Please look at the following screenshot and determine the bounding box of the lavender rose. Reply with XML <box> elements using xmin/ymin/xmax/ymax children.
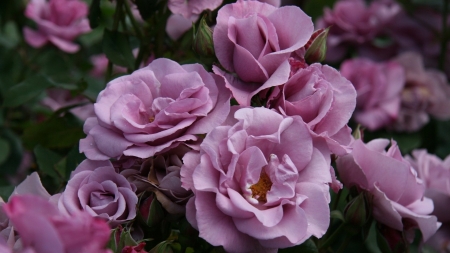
<box><xmin>80</xmin><ymin>58</ymin><xmax>231</xmax><ymax>160</ymax></box>
<box><xmin>316</xmin><ymin>0</ymin><xmax>400</xmax><ymax>62</ymax></box>
<box><xmin>213</xmin><ymin>1</ymin><xmax>313</xmax><ymax>105</ymax></box>
<box><xmin>406</xmin><ymin>150</ymin><xmax>450</xmax><ymax>223</ymax></box>
<box><xmin>2</xmin><ymin>195</ymin><xmax>111</xmax><ymax>253</ymax></box>
<box><xmin>392</xmin><ymin>52</ymin><xmax>450</xmax><ymax>132</ymax></box>
<box><xmin>340</xmin><ymin>58</ymin><xmax>405</xmax><ymax>131</ymax></box>
<box><xmin>54</xmin><ymin>159</ymin><xmax>138</xmax><ymax>227</ymax></box>
<box><xmin>269</xmin><ymin>63</ymin><xmax>356</xmax><ymax>155</ymax></box>
<box><xmin>337</xmin><ymin>139</ymin><xmax>440</xmax><ymax>241</ymax></box>
<box><xmin>181</xmin><ymin>107</ymin><xmax>332</xmax><ymax>252</ymax></box>
<box><xmin>23</xmin><ymin>0</ymin><xmax>90</xmax><ymax>53</ymax></box>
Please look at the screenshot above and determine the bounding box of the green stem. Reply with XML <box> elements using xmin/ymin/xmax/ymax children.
<box><xmin>105</xmin><ymin>0</ymin><xmax>124</xmax><ymax>83</ymax></box>
<box><xmin>439</xmin><ymin>0</ymin><xmax>449</xmax><ymax>71</ymax></box>
<box><xmin>319</xmin><ymin>222</ymin><xmax>347</xmax><ymax>251</ymax></box>
<box><xmin>123</xmin><ymin>0</ymin><xmax>143</xmax><ymax>41</ymax></box>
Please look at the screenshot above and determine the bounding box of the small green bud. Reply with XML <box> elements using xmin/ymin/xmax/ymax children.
<box><xmin>193</xmin><ymin>15</ymin><xmax>215</xmax><ymax>57</ymax></box>
<box><xmin>139</xmin><ymin>193</ymin><xmax>165</xmax><ymax>227</ymax></box>
<box><xmin>344</xmin><ymin>193</ymin><xmax>369</xmax><ymax>227</ymax></box>
<box><xmin>304</xmin><ymin>27</ymin><xmax>330</xmax><ymax>64</ymax></box>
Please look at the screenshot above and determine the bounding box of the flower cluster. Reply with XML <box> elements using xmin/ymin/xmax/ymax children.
<box><xmin>2</xmin><ymin>0</ymin><xmax>449</xmax><ymax>252</ymax></box>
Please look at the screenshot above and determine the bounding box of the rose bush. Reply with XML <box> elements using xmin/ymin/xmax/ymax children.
<box><xmin>213</xmin><ymin>1</ymin><xmax>313</xmax><ymax>105</ymax></box>
<box><xmin>181</xmin><ymin>107</ymin><xmax>332</xmax><ymax>252</ymax></box>
<box><xmin>269</xmin><ymin>63</ymin><xmax>356</xmax><ymax>155</ymax></box>
<box><xmin>337</xmin><ymin>139</ymin><xmax>440</xmax><ymax>241</ymax></box>
<box><xmin>340</xmin><ymin>58</ymin><xmax>405</xmax><ymax>131</ymax></box>
<box><xmin>80</xmin><ymin>58</ymin><xmax>231</xmax><ymax>160</ymax></box>
<box><xmin>53</xmin><ymin>159</ymin><xmax>138</xmax><ymax>227</ymax></box>
<box><xmin>23</xmin><ymin>0</ymin><xmax>91</xmax><ymax>53</ymax></box>
<box><xmin>2</xmin><ymin>195</ymin><xmax>111</xmax><ymax>253</ymax></box>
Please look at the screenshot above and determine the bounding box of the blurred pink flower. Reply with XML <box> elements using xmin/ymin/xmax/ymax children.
<box><xmin>316</xmin><ymin>0</ymin><xmax>400</xmax><ymax>62</ymax></box>
<box><xmin>406</xmin><ymin>150</ymin><xmax>450</xmax><ymax>223</ymax></box>
<box><xmin>41</xmin><ymin>88</ymin><xmax>94</xmax><ymax>121</ymax></box>
<box><xmin>181</xmin><ymin>107</ymin><xmax>332</xmax><ymax>252</ymax></box>
<box><xmin>213</xmin><ymin>1</ymin><xmax>313</xmax><ymax>105</ymax></box>
<box><xmin>90</xmin><ymin>54</ymin><xmax>127</xmax><ymax>78</ymax></box>
<box><xmin>269</xmin><ymin>63</ymin><xmax>356</xmax><ymax>155</ymax></box>
<box><xmin>53</xmin><ymin>159</ymin><xmax>138</xmax><ymax>227</ymax></box>
<box><xmin>337</xmin><ymin>139</ymin><xmax>440</xmax><ymax>241</ymax></box>
<box><xmin>1</xmin><ymin>172</ymin><xmax>51</xmax><ymax>250</ymax></box>
<box><xmin>2</xmin><ymin>195</ymin><xmax>111</xmax><ymax>253</ymax></box>
<box><xmin>23</xmin><ymin>0</ymin><xmax>91</xmax><ymax>53</ymax></box>
<box><xmin>392</xmin><ymin>52</ymin><xmax>450</xmax><ymax>132</ymax></box>
<box><xmin>340</xmin><ymin>58</ymin><xmax>405</xmax><ymax>131</ymax></box>
<box><xmin>165</xmin><ymin>14</ymin><xmax>198</xmax><ymax>41</ymax></box>
<box><xmin>168</xmin><ymin>0</ymin><xmax>223</xmax><ymax>19</ymax></box>
<box><xmin>80</xmin><ymin>58</ymin><xmax>231</xmax><ymax>160</ymax></box>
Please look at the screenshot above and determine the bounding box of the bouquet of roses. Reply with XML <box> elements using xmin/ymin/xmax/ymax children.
<box><xmin>0</xmin><ymin>0</ymin><xmax>450</xmax><ymax>252</ymax></box>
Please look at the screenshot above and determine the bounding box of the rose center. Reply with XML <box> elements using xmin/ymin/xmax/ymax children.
<box><xmin>249</xmin><ymin>171</ymin><xmax>272</xmax><ymax>203</ymax></box>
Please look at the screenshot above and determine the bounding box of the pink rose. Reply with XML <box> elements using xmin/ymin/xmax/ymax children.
<box><xmin>2</xmin><ymin>195</ymin><xmax>111</xmax><ymax>253</ymax></box>
<box><xmin>41</xmin><ymin>88</ymin><xmax>95</xmax><ymax>121</ymax></box>
<box><xmin>406</xmin><ymin>150</ymin><xmax>450</xmax><ymax>222</ymax></box>
<box><xmin>392</xmin><ymin>52</ymin><xmax>450</xmax><ymax>132</ymax></box>
<box><xmin>168</xmin><ymin>0</ymin><xmax>223</xmax><ymax>19</ymax></box>
<box><xmin>316</xmin><ymin>0</ymin><xmax>400</xmax><ymax>62</ymax></box>
<box><xmin>181</xmin><ymin>107</ymin><xmax>332</xmax><ymax>252</ymax></box>
<box><xmin>269</xmin><ymin>63</ymin><xmax>356</xmax><ymax>155</ymax></box>
<box><xmin>23</xmin><ymin>0</ymin><xmax>91</xmax><ymax>53</ymax></box>
<box><xmin>213</xmin><ymin>1</ymin><xmax>313</xmax><ymax>105</ymax></box>
<box><xmin>53</xmin><ymin>159</ymin><xmax>138</xmax><ymax>227</ymax></box>
<box><xmin>165</xmin><ymin>14</ymin><xmax>199</xmax><ymax>41</ymax></box>
<box><xmin>425</xmin><ymin>224</ymin><xmax>450</xmax><ymax>253</ymax></box>
<box><xmin>336</xmin><ymin>139</ymin><xmax>440</xmax><ymax>241</ymax></box>
<box><xmin>340</xmin><ymin>58</ymin><xmax>405</xmax><ymax>131</ymax></box>
<box><xmin>80</xmin><ymin>58</ymin><xmax>231</xmax><ymax>160</ymax></box>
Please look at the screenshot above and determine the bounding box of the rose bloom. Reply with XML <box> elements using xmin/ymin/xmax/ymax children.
<box><xmin>213</xmin><ymin>1</ymin><xmax>313</xmax><ymax>105</ymax></box>
<box><xmin>53</xmin><ymin>159</ymin><xmax>138</xmax><ymax>227</ymax></box>
<box><xmin>181</xmin><ymin>107</ymin><xmax>332</xmax><ymax>252</ymax></box>
<box><xmin>80</xmin><ymin>58</ymin><xmax>231</xmax><ymax>160</ymax></box>
<box><xmin>1</xmin><ymin>172</ymin><xmax>52</xmax><ymax>250</ymax></box>
<box><xmin>23</xmin><ymin>0</ymin><xmax>90</xmax><ymax>53</ymax></box>
<box><xmin>168</xmin><ymin>0</ymin><xmax>223</xmax><ymax>19</ymax></box>
<box><xmin>340</xmin><ymin>58</ymin><xmax>405</xmax><ymax>131</ymax></box>
<box><xmin>1</xmin><ymin>195</ymin><xmax>111</xmax><ymax>253</ymax></box>
<box><xmin>392</xmin><ymin>52</ymin><xmax>450</xmax><ymax>132</ymax></box>
<box><xmin>406</xmin><ymin>150</ymin><xmax>450</xmax><ymax>223</ymax></box>
<box><xmin>269</xmin><ymin>63</ymin><xmax>356</xmax><ymax>155</ymax></box>
<box><xmin>337</xmin><ymin>139</ymin><xmax>440</xmax><ymax>241</ymax></box>
<box><xmin>316</xmin><ymin>0</ymin><xmax>400</xmax><ymax>62</ymax></box>
<box><xmin>119</xmin><ymin>146</ymin><xmax>193</xmax><ymax>214</ymax></box>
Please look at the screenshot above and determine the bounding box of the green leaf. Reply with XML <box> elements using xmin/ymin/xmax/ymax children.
<box><xmin>0</xmin><ymin>185</ymin><xmax>14</xmax><ymax>200</ymax></box>
<box><xmin>279</xmin><ymin>239</ymin><xmax>318</xmax><ymax>253</ymax></box>
<box><xmin>102</xmin><ymin>29</ymin><xmax>135</xmax><ymax>69</ymax></box>
<box><xmin>3</xmin><ymin>74</ymin><xmax>54</xmax><ymax>107</ymax></box>
<box><xmin>22</xmin><ymin>113</ymin><xmax>84</xmax><ymax>149</ymax></box>
<box><xmin>34</xmin><ymin>145</ymin><xmax>63</xmax><ymax>180</ymax></box>
<box><xmin>88</xmin><ymin>0</ymin><xmax>102</xmax><ymax>29</ymax></box>
<box><xmin>0</xmin><ymin>129</ymin><xmax>23</xmax><ymax>176</ymax></box>
<box><xmin>0</xmin><ymin>137</ymin><xmax>11</xmax><ymax>165</ymax></box>
<box><xmin>65</xmin><ymin>144</ymin><xmax>85</xmax><ymax>180</ymax></box>
<box><xmin>0</xmin><ymin>21</ymin><xmax>20</xmax><ymax>49</ymax></box>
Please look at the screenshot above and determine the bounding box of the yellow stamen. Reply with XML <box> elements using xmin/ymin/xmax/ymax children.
<box><xmin>249</xmin><ymin>171</ymin><xmax>272</xmax><ymax>203</ymax></box>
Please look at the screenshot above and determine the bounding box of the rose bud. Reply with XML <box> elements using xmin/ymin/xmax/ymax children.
<box><xmin>304</xmin><ymin>28</ymin><xmax>330</xmax><ymax>64</ymax></box>
<box><xmin>139</xmin><ymin>194</ymin><xmax>165</xmax><ymax>227</ymax></box>
<box><xmin>344</xmin><ymin>192</ymin><xmax>371</xmax><ymax>227</ymax></box>
<box><xmin>193</xmin><ymin>15</ymin><xmax>214</xmax><ymax>58</ymax></box>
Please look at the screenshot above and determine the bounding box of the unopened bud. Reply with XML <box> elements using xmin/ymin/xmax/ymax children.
<box><xmin>193</xmin><ymin>15</ymin><xmax>215</xmax><ymax>57</ymax></box>
<box><xmin>304</xmin><ymin>27</ymin><xmax>330</xmax><ymax>64</ymax></box>
<box><xmin>344</xmin><ymin>193</ymin><xmax>369</xmax><ymax>227</ymax></box>
<box><xmin>352</xmin><ymin>124</ymin><xmax>364</xmax><ymax>140</ymax></box>
<box><xmin>139</xmin><ymin>193</ymin><xmax>165</xmax><ymax>227</ymax></box>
